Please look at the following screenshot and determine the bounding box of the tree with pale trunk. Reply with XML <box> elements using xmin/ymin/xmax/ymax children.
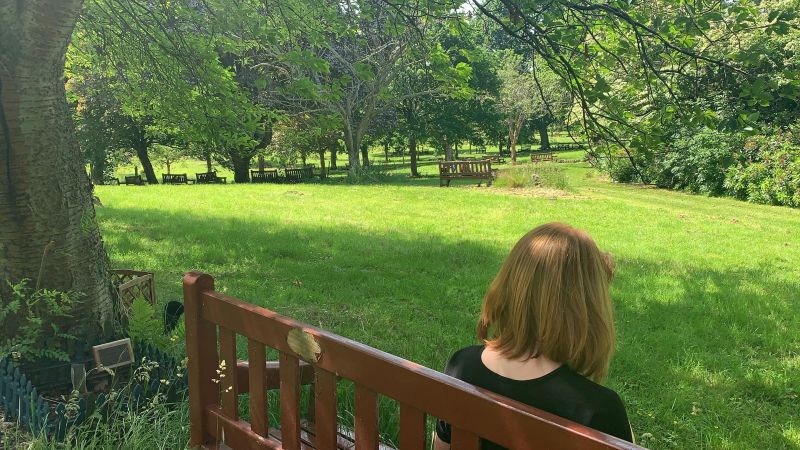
<box><xmin>0</xmin><ymin>0</ymin><xmax>119</xmax><ymax>352</ymax></box>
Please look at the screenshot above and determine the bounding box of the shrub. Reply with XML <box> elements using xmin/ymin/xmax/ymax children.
<box><xmin>128</xmin><ymin>298</ymin><xmax>184</xmax><ymax>355</ymax></box>
<box><xmin>494</xmin><ymin>164</ymin><xmax>569</xmax><ymax>190</ymax></box>
<box><xmin>655</xmin><ymin>128</ymin><xmax>742</xmax><ymax>195</ymax></box>
<box><xmin>724</xmin><ymin>133</ymin><xmax>800</xmax><ymax>207</ymax></box>
<box><xmin>0</xmin><ymin>279</ymin><xmax>80</xmax><ymax>362</ymax></box>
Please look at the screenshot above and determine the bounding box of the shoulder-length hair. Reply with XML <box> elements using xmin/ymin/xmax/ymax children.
<box><xmin>477</xmin><ymin>222</ymin><xmax>616</xmax><ymax>382</ymax></box>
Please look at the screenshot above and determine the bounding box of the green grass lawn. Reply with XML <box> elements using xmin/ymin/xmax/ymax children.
<box><xmin>95</xmin><ymin>161</ymin><xmax>800</xmax><ymax>449</ymax></box>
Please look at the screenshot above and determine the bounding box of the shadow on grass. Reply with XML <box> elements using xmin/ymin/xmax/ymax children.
<box><xmin>97</xmin><ymin>205</ymin><xmax>799</xmax><ymax>449</ymax></box>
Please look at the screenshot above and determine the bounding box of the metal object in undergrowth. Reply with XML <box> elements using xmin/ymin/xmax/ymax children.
<box><xmin>0</xmin><ymin>342</ymin><xmax>186</xmax><ymax>440</ymax></box>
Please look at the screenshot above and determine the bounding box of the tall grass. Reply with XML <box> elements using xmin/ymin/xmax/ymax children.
<box><xmin>494</xmin><ymin>163</ymin><xmax>569</xmax><ymax>190</ymax></box>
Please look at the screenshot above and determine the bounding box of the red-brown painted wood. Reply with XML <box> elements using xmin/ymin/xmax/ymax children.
<box><xmin>399</xmin><ymin>403</ymin><xmax>426</xmax><ymax>450</ymax></box>
<box><xmin>248</xmin><ymin>338</ymin><xmax>268</xmax><ymax>437</ymax></box>
<box><xmin>280</xmin><ymin>351</ymin><xmax>302</xmax><ymax>450</ymax></box>
<box><xmin>186</xmin><ymin>274</ymin><xmax>644</xmax><ymax>450</ymax></box>
<box><xmin>184</xmin><ymin>272</ymin><xmax>219</xmax><ymax>447</ymax></box>
<box><xmin>236</xmin><ymin>360</ymin><xmax>315</xmax><ymax>392</ymax></box>
<box><xmin>314</xmin><ymin>368</ymin><xmax>338</xmax><ymax>450</ymax></box>
<box><xmin>355</xmin><ymin>385</ymin><xmax>379</xmax><ymax>450</ymax></box>
<box><xmin>451</xmin><ymin>427</ymin><xmax>481</xmax><ymax>450</ymax></box>
<box><xmin>218</xmin><ymin>326</ymin><xmax>239</xmax><ymax>420</ymax></box>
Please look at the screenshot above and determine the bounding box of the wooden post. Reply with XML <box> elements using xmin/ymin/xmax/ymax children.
<box><xmin>184</xmin><ymin>272</ymin><xmax>219</xmax><ymax>448</ymax></box>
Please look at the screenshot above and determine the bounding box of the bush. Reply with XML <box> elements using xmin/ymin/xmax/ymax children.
<box><xmin>494</xmin><ymin>164</ymin><xmax>569</xmax><ymax>190</ymax></box>
<box><xmin>655</xmin><ymin>128</ymin><xmax>742</xmax><ymax>195</ymax></box>
<box><xmin>724</xmin><ymin>133</ymin><xmax>800</xmax><ymax>207</ymax></box>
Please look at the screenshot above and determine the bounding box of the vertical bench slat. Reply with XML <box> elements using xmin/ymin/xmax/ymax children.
<box><xmin>451</xmin><ymin>427</ymin><xmax>481</xmax><ymax>450</ymax></box>
<box><xmin>218</xmin><ymin>326</ymin><xmax>239</xmax><ymax>420</ymax></box>
<box><xmin>399</xmin><ymin>403</ymin><xmax>425</xmax><ymax>450</ymax></box>
<box><xmin>355</xmin><ymin>385</ymin><xmax>379</xmax><ymax>450</ymax></box>
<box><xmin>280</xmin><ymin>351</ymin><xmax>301</xmax><ymax>450</ymax></box>
<box><xmin>314</xmin><ymin>368</ymin><xmax>338</xmax><ymax>450</ymax></box>
<box><xmin>247</xmin><ymin>338</ymin><xmax>268</xmax><ymax>437</ymax></box>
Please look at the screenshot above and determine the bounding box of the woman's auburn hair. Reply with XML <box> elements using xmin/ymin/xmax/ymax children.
<box><xmin>477</xmin><ymin>222</ymin><xmax>616</xmax><ymax>382</ymax></box>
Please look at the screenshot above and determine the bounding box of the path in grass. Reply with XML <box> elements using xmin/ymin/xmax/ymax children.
<box><xmin>95</xmin><ymin>163</ymin><xmax>800</xmax><ymax>449</ymax></box>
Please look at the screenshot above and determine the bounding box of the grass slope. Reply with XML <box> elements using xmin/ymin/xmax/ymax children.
<box><xmin>95</xmin><ymin>162</ymin><xmax>800</xmax><ymax>449</ymax></box>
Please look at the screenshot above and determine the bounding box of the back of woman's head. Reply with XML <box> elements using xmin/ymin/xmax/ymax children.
<box><xmin>478</xmin><ymin>222</ymin><xmax>616</xmax><ymax>382</ymax></box>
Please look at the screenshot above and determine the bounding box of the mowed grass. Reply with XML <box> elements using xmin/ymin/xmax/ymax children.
<box><xmin>95</xmin><ymin>161</ymin><xmax>800</xmax><ymax>449</ymax></box>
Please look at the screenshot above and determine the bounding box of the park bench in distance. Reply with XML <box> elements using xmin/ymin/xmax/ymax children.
<box><xmin>184</xmin><ymin>272</ymin><xmax>642</xmax><ymax>450</ymax></box>
<box><xmin>195</xmin><ymin>171</ymin><xmax>227</xmax><ymax>184</ymax></box>
<box><xmin>439</xmin><ymin>160</ymin><xmax>494</xmax><ymax>187</ymax></box>
<box><xmin>251</xmin><ymin>169</ymin><xmax>279</xmax><ymax>183</ymax></box>
<box><xmin>124</xmin><ymin>175</ymin><xmax>144</xmax><ymax>185</ymax></box>
<box><xmin>284</xmin><ymin>166</ymin><xmax>314</xmax><ymax>182</ymax></box>
<box><xmin>162</xmin><ymin>173</ymin><xmax>193</xmax><ymax>184</ymax></box>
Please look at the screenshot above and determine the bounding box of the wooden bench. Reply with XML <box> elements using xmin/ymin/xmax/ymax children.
<box><xmin>124</xmin><ymin>175</ymin><xmax>144</xmax><ymax>186</ymax></box>
<box><xmin>162</xmin><ymin>173</ymin><xmax>193</xmax><ymax>184</ymax></box>
<box><xmin>552</xmin><ymin>142</ymin><xmax>586</xmax><ymax>151</ymax></box>
<box><xmin>284</xmin><ymin>168</ymin><xmax>308</xmax><ymax>183</ymax></box>
<box><xmin>439</xmin><ymin>160</ymin><xmax>494</xmax><ymax>187</ymax></box>
<box><xmin>531</xmin><ymin>152</ymin><xmax>556</xmax><ymax>163</ymax></box>
<box><xmin>251</xmin><ymin>169</ymin><xmax>280</xmax><ymax>183</ymax></box>
<box><xmin>484</xmin><ymin>155</ymin><xmax>506</xmax><ymax>164</ymax></box>
<box><xmin>196</xmin><ymin>171</ymin><xmax>227</xmax><ymax>184</ymax></box>
<box><xmin>184</xmin><ymin>272</ymin><xmax>641</xmax><ymax>450</ymax></box>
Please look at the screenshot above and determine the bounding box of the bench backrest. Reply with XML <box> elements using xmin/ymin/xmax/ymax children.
<box><xmin>196</xmin><ymin>172</ymin><xmax>217</xmax><ymax>183</ymax></box>
<box><xmin>162</xmin><ymin>173</ymin><xmax>188</xmax><ymax>183</ymax></box>
<box><xmin>285</xmin><ymin>168</ymin><xmax>304</xmax><ymax>179</ymax></box>
<box><xmin>251</xmin><ymin>169</ymin><xmax>279</xmax><ymax>182</ymax></box>
<box><xmin>124</xmin><ymin>175</ymin><xmax>143</xmax><ymax>185</ymax></box>
<box><xmin>184</xmin><ymin>272</ymin><xmax>641</xmax><ymax>450</ymax></box>
<box><xmin>439</xmin><ymin>160</ymin><xmax>492</xmax><ymax>176</ymax></box>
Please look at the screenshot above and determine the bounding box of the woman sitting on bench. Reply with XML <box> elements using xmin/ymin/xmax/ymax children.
<box><xmin>435</xmin><ymin>222</ymin><xmax>633</xmax><ymax>449</ymax></box>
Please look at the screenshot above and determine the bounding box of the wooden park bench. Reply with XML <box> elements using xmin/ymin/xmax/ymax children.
<box><xmin>284</xmin><ymin>167</ymin><xmax>312</xmax><ymax>183</ymax></box>
<box><xmin>124</xmin><ymin>175</ymin><xmax>144</xmax><ymax>186</ymax></box>
<box><xmin>439</xmin><ymin>160</ymin><xmax>494</xmax><ymax>187</ymax></box>
<box><xmin>531</xmin><ymin>152</ymin><xmax>556</xmax><ymax>163</ymax></box>
<box><xmin>251</xmin><ymin>169</ymin><xmax>280</xmax><ymax>183</ymax></box>
<box><xmin>484</xmin><ymin>154</ymin><xmax>506</xmax><ymax>164</ymax></box>
<box><xmin>184</xmin><ymin>272</ymin><xmax>642</xmax><ymax>450</ymax></box>
<box><xmin>162</xmin><ymin>173</ymin><xmax>194</xmax><ymax>184</ymax></box>
<box><xmin>196</xmin><ymin>171</ymin><xmax>228</xmax><ymax>184</ymax></box>
<box><xmin>552</xmin><ymin>142</ymin><xmax>586</xmax><ymax>151</ymax></box>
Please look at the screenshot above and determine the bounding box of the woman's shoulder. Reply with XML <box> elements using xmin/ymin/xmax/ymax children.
<box><xmin>443</xmin><ymin>345</ymin><xmax>485</xmax><ymax>378</ymax></box>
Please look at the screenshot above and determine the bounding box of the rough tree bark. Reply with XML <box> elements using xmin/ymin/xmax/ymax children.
<box><xmin>231</xmin><ymin>152</ymin><xmax>253</xmax><ymax>183</ymax></box>
<box><xmin>330</xmin><ymin>144</ymin><xmax>337</xmax><ymax>169</ymax></box>
<box><xmin>318</xmin><ymin>149</ymin><xmax>326</xmax><ymax>179</ymax></box>
<box><xmin>443</xmin><ymin>138</ymin><xmax>454</xmax><ymax>161</ymax></box>
<box><xmin>0</xmin><ymin>0</ymin><xmax>117</xmax><ymax>347</ymax></box>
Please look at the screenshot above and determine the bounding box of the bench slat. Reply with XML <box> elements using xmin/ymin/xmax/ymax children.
<box><xmin>219</xmin><ymin>327</ymin><xmax>239</xmax><ymax>421</ymax></box>
<box><xmin>280</xmin><ymin>351</ymin><xmax>302</xmax><ymax>450</ymax></box>
<box><xmin>205</xmin><ymin>406</ymin><xmax>283</xmax><ymax>450</ymax></box>
<box><xmin>452</xmin><ymin>427</ymin><xmax>480</xmax><ymax>450</ymax></box>
<box><xmin>399</xmin><ymin>403</ymin><xmax>425</xmax><ymax>450</ymax></box>
<box><xmin>248</xmin><ymin>339</ymin><xmax>268</xmax><ymax>437</ymax></box>
<box><xmin>354</xmin><ymin>385</ymin><xmax>379</xmax><ymax>450</ymax></box>
<box><xmin>314</xmin><ymin>368</ymin><xmax>338</xmax><ymax>450</ymax></box>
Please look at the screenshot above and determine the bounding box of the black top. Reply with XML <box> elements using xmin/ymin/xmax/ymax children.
<box><xmin>435</xmin><ymin>346</ymin><xmax>632</xmax><ymax>448</ymax></box>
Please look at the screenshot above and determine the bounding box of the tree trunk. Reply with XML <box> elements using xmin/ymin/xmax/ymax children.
<box><xmin>383</xmin><ymin>142</ymin><xmax>389</xmax><ymax>162</ymax></box>
<box><xmin>205</xmin><ymin>152</ymin><xmax>213</xmax><ymax>172</ymax></box>
<box><xmin>360</xmin><ymin>142</ymin><xmax>370</xmax><ymax>167</ymax></box>
<box><xmin>318</xmin><ymin>149</ymin><xmax>326</xmax><ymax>179</ymax></box>
<box><xmin>343</xmin><ymin>125</ymin><xmax>361</xmax><ymax>170</ymax></box>
<box><xmin>134</xmin><ymin>142</ymin><xmax>158</xmax><ymax>184</ymax></box>
<box><xmin>409</xmin><ymin>135</ymin><xmax>419</xmax><ymax>177</ymax></box>
<box><xmin>443</xmin><ymin>138</ymin><xmax>454</xmax><ymax>161</ymax></box>
<box><xmin>257</xmin><ymin>154</ymin><xmax>265</xmax><ymax>171</ymax></box>
<box><xmin>330</xmin><ymin>144</ymin><xmax>337</xmax><ymax>169</ymax></box>
<box><xmin>538</xmin><ymin>122</ymin><xmax>551</xmax><ymax>151</ymax></box>
<box><xmin>166</xmin><ymin>161</ymin><xmax>171</xmax><ymax>174</ymax></box>
<box><xmin>231</xmin><ymin>153</ymin><xmax>251</xmax><ymax>183</ymax></box>
<box><xmin>0</xmin><ymin>0</ymin><xmax>117</xmax><ymax>350</ymax></box>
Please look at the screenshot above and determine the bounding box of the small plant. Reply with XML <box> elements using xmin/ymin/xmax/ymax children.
<box><xmin>0</xmin><ymin>279</ymin><xmax>80</xmax><ymax>362</ymax></box>
<box><xmin>128</xmin><ymin>298</ymin><xmax>184</xmax><ymax>354</ymax></box>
